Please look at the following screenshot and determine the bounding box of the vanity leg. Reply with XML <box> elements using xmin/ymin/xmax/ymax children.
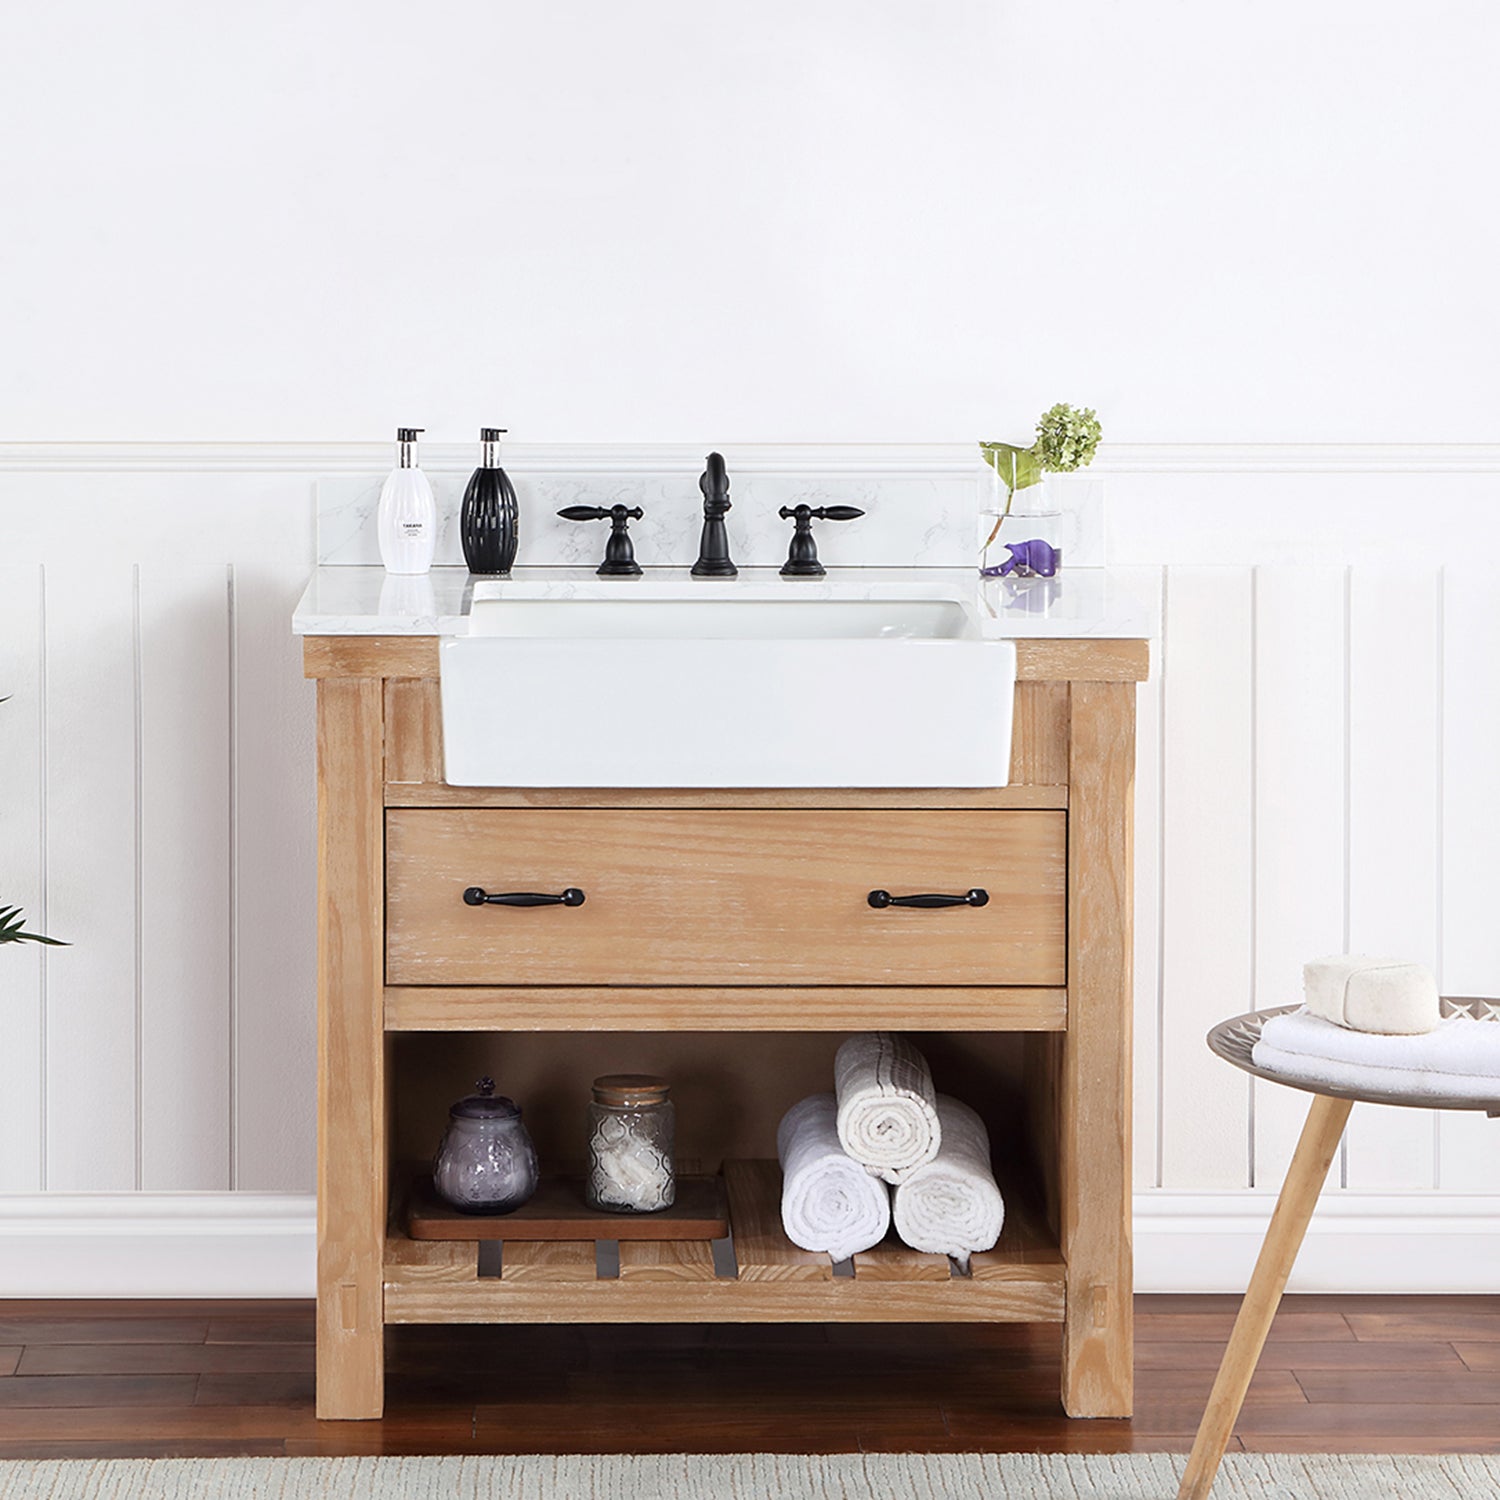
<box><xmin>1061</xmin><ymin>679</ymin><xmax>1135</xmax><ymax>1418</ymax></box>
<box><xmin>315</xmin><ymin>678</ymin><xmax>387</xmax><ymax>1420</ymax></box>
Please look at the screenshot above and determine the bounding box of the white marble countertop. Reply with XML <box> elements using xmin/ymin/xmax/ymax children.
<box><xmin>294</xmin><ymin>566</ymin><xmax>1154</xmax><ymax>639</ymax></box>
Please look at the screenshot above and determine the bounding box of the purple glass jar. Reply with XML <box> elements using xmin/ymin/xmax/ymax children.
<box><xmin>432</xmin><ymin>1077</ymin><xmax>539</xmax><ymax>1215</ymax></box>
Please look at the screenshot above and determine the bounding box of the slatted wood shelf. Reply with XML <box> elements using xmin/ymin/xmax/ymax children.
<box><xmin>383</xmin><ymin>1160</ymin><xmax>1065</xmax><ymax>1325</ymax></box>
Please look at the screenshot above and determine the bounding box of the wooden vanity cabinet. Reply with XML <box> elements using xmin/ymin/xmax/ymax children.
<box><xmin>304</xmin><ymin>635</ymin><xmax>1147</xmax><ymax>1424</ymax></box>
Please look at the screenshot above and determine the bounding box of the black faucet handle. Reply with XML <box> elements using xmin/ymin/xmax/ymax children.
<box><xmin>557</xmin><ymin>504</ymin><xmax>644</xmax><ymax>576</ymax></box>
<box><xmin>777</xmin><ymin>504</ymin><xmax>865</xmax><ymax>523</ymax></box>
<box><xmin>777</xmin><ymin>503</ymin><xmax>864</xmax><ymax>578</ymax></box>
<box><xmin>558</xmin><ymin>504</ymin><xmax>643</xmax><ymax>523</ymax></box>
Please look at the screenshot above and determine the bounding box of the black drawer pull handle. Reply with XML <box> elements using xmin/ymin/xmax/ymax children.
<box><xmin>868</xmin><ymin>888</ymin><xmax>989</xmax><ymax>910</ymax></box>
<box><xmin>463</xmin><ymin>887</ymin><xmax>586</xmax><ymax>908</ymax></box>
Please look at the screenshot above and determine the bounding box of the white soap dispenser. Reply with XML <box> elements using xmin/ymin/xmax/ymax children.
<box><xmin>377</xmin><ymin>427</ymin><xmax>437</xmax><ymax>574</ymax></box>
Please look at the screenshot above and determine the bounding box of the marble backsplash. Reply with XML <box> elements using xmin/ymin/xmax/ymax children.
<box><xmin>316</xmin><ymin>455</ymin><xmax>1106</xmax><ymax>571</ymax></box>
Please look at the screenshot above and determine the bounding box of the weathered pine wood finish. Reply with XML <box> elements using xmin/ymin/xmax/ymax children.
<box><xmin>314</xmin><ymin>679</ymin><xmax>387</xmax><ymax>1420</ymax></box>
<box><xmin>386</xmin><ymin>808</ymin><xmax>1067</xmax><ymax>987</ymax></box>
<box><xmin>723</xmin><ymin>1160</ymin><xmax>832</xmax><ymax>1282</ymax></box>
<box><xmin>384</xmin><ymin>985</ymin><xmax>1070</xmax><ymax>1033</ymax></box>
<box><xmin>303</xmin><ymin>634</ymin><xmax>1149</xmax><ymax>686</ymax></box>
<box><xmin>1062</xmin><ymin>680</ymin><xmax>1136</xmax><ymax>1417</ymax></box>
<box><xmin>306</xmin><ymin>633</ymin><xmax>1146</xmax><ymax>1421</ymax></box>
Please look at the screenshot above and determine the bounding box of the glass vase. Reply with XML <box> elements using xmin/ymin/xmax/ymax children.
<box><xmin>980</xmin><ymin>458</ymin><xmax>1063</xmax><ymax>578</ymax></box>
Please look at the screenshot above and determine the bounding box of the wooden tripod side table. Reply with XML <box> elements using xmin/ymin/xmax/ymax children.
<box><xmin>1178</xmin><ymin>1001</ymin><xmax>1500</xmax><ymax>1500</ymax></box>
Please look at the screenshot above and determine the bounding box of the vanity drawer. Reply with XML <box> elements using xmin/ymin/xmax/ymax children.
<box><xmin>385</xmin><ymin>808</ymin><xmax>1066</xmax><ymax>987</ymax></box>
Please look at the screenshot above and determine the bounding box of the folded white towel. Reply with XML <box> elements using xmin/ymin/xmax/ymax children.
<box><xmin>1303</xmin><ymin>954</ymin><xmax>1440</xmax><ymax>1035</ymax></box>
<box><xmin>891</xmin><ymin>1095</ymin><xmax>1004</xmax><ymax>1270</ymax></box>
<box><xmin>1252</xmin><ymin>1008</ymin><xmax>1500</xmax><ymax>1103</ymax></box>
<box><xmin>777</xmin><ymin>1093</ymin><xmax>891</xmax><ymax>1262</ymax></box>
<box><xmin>834</xmin><ymin>1032</ymin><xmax>941</xmax><ymax>1184</ymax></box>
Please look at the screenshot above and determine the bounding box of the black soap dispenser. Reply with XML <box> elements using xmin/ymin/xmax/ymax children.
<box><xmin>460</xmin><ymin>428</ymin><xmax>520</xmax><ymax>575</ymax></box>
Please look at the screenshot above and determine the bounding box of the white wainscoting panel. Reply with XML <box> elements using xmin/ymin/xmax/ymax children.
<box><xmin>0</xmin><ymin>567</ymin><xmax>45</xmax><ymax>1193</ymax></box>
<box><xmin>42</xmin><ymin>567</ymin><xmax>140</xmax><ymax>1191</ymax></box>
<box><xmin>138</xmin><ymin>565</ymin><xmax>232</xmax><ymax>1191</ymax></box>
<box><xmin>228</xmin><ymin>562</ymin><xmax>319</xmax><ymax>1192</ymax></box>
<box><xmin>1158</xmin><ymin>568</ymin><xmax>1255</xmax><ymax>1189</ymax></box>
<box><xmin>1251</xmin><ymin>566</ymin><xmax>1347</xmax><ymax>1189</ymax></box>
<box><xmin>1126</xmin><ymin>566</ymin><xmax>1165</xmax><ymax>1191</ymax></box>
<box><xmin>1437</xmin><ymin>562</ymin><xmax>1500</xmax><ymax>1192</ymax></box>
<box><xmin>2</xmin><ymin>443</ymin><xmax>1500</xmax><ymax>1292</ymax></box>
<box><xmin>1343</xmin><ymin>565</ymin><xmax>1442</xmax><ymax>1191</ymax></box>
<box><xmin>1</xmin><ymin>468</ymin><xmax>319</xmax><ymax>1199</ymax></box>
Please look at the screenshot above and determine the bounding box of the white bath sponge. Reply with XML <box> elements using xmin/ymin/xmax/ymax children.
<box><xmin>1302</xmin><ymin>955</ymin><xmax>1440</xmax><ymax>1035</ymax></box>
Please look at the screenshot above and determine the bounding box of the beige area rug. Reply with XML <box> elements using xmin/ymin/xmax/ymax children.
<box><xmin>0</xmin><ymin>1454</ymin><xmax>1497</xmax><ymax>1498</ymax></box>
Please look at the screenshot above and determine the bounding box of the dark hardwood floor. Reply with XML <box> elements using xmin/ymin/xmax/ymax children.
<box><xmin>0</xmin><ymin>1295</ymin><xmax>1496</xmax><ymax>1458</ymax></box>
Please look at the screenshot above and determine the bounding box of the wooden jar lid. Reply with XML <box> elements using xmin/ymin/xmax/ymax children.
<box><xmin>592</xmin><ymin>1073</ymin><xmax>670</xmax><ymax>1107</ymax></box>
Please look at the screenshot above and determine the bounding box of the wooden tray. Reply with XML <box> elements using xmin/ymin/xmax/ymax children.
<box><xmin>404</xmin><ymin>1173</ymin><xmax>728</xmax><ymax>1241</ymax></box>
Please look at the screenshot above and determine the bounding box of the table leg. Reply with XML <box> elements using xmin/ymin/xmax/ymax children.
<box><xmin>1176</xmin><ymin>1092</ymin><xmax>1353</xmax><ymax>1500</ymax></box>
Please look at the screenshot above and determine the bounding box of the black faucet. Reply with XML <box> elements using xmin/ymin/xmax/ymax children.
<box><xmin>777</xmin><ymin>503</ymin><xmax>865</xmax><ymax>577</ymax></box>
<box><xmin>557</xmin><ymin>503</ymin><xmax>644</xmax><ymax>577</ymax></box>
<box><xmin>691</xmin><ymin>452</ymin><xmax>737</xmax><ymax>577</ymax></box>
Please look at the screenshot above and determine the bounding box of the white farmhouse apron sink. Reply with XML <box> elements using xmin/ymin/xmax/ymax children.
<box><xmin>439</xmin><ymin>593</ymin><xmax>1016</xmax><ymax>788</ymax></box>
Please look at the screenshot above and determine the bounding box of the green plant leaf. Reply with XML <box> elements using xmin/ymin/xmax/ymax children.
<box><xmin>978</xmin><ymin>442</ymin><xmax>1043</xmax><ymax>493</ymax></box>
<box><xmin>0</xmin><ymin>902</ymin><xmax>65</xmax><ymax>947</ymax></box>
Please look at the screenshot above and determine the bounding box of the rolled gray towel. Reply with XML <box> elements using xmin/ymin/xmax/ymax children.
<box><xmin>777</xmin><ymin>1093</ymin><xmax>891</xmax><ymax>1261</ymax></box>
<box><xmin>892</xmin><ymin>1095</ymin><xmax>1004</xmax><ymax>1270</ymax></box>
<box><xmin>834</xmin><ymin>1031</ymin><xmax>941</xmax><ymax>1183</ymax></box>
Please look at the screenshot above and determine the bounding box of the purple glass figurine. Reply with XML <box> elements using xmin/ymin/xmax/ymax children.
<box><xmin>982</xmin><ymin>539</ymin><xmax>1061</xmax><ymax>579</ymax></box>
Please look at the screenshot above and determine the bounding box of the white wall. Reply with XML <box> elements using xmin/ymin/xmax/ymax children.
<box><xmin>2</xmin><ymin>2</ymin><xmax>1499</xmax><ymax>1292</ymax></box>
<box><xmin>2</xmin><ymin>2</ymin><xmax>1497</xmax><ymax>444</ymax></box>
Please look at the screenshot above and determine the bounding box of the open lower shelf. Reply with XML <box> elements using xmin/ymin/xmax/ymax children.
<box><xmin>384</xmin><ymin>1159</ymin><xmax>1065</xmax><ymax>1326</ymax></box>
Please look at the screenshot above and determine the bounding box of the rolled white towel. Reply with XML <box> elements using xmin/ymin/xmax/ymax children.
<box><xmin>834</xmin><ymin>1031</ymin><xmax>941</xmax><ymax>1184</ymax></box>
<box><xmin>1303</xmin><ymin>954</ymin><xmax>1440</xmax><ymax>1035</ymax></box>
<box><xmin>1252</xmin><ymin>1008</ymin><xmax>1500</xmax><ymax>1103</ymax></box>
<box><xmin>892</xmin><ymin>1096</ymin><xmax>1004</xmax><ymax>1270</ymax></box>
<box><xmin>777</xmin><ymin>1093</ymin><xmax>891</xmax><ymax>1262</ymax></box>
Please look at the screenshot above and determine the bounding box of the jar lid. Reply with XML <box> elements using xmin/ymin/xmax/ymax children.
<box><xmin>592</xmin><ymin>1073</ymin><xmax>670</xmax><ymax>1107</ymax></box>
<box><xmin>450</xmin><ymin>1077</ymin><xmax>521</xmax><ymax>1121</ymax></box>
